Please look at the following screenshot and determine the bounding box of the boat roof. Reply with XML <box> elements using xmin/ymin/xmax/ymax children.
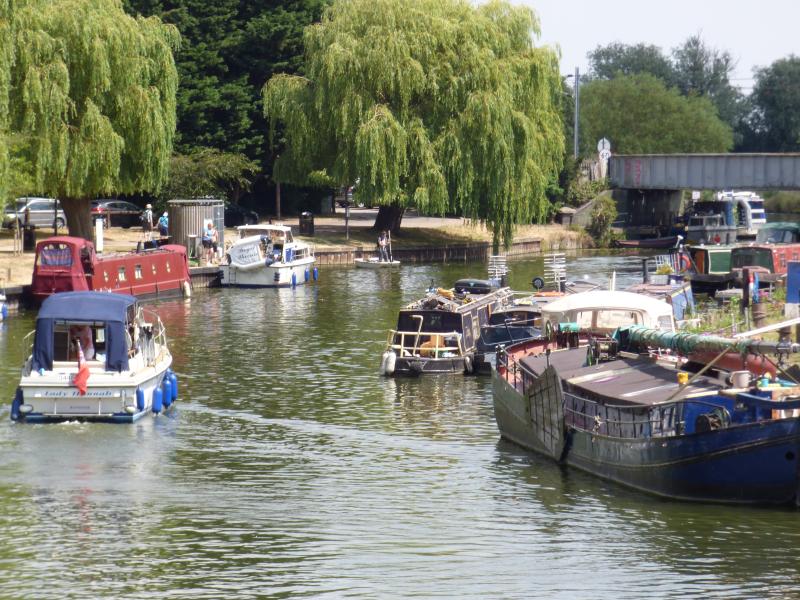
<box><xmin>38</xmin><ymin>291</ymin><xmax>135</xmax><ymax>323</ymax></box>
<box><xmin>541</xmin><ymin>290</ymin><xmax>673</xmax><ymax>319</ymax></box>
<box><xmin>237</xmin><ymin>224</ymin><xmax>291</xmax><ymax>234</ymax></box>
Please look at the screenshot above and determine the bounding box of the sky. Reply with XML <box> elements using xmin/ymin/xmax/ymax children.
<box><xmin>517</xmin><ymin>0</ymin><xmax>800</xmax><ymax>94</ymax></box>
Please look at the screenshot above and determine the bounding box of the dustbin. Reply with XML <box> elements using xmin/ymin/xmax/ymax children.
<box><xmin>23</xmin><ymin>225</ymin><xmax>36</xmax><ymax>252</ymax></box>
<box><xmin>299</xmin><ymin>211</ymin><xmax>314</xmax><ymax>236</ymax></box>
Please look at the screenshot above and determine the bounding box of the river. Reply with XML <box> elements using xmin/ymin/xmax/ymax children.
<box><xmin>0</xmin><ymin>251</ymin><xmax>798</xmax><ymax>599</ymax></box>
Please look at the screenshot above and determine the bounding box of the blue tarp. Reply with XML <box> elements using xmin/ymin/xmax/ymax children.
<box><xmin>33</xmin><ymin>292</ymin><xmax>135</xmax><ymax>373</ymax></box>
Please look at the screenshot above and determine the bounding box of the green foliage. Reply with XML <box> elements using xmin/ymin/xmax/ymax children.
<box><xmin>586</xmin><ymin>36</ymin><xmax>746</xmax><ymax>144</ymax></box>
<box><xmin>160</xmin><ymin>148</ymin><xmax>259</xmax><ymax>203</ymax></box>
<box><xmin>746</xmin><ymin>56</ymin><xmax>800</xmax><ymax>151</ymax></box>
<box><xmin>763</xmin><ymin>191</ymin><xmax>800</xmax><ymax>214</ymax></box>
<box><xmin>124</xmin><ymin>0</ymin><xmax>329</xmax><ymax>163</ymax></box>
<box><xmin>588</xmin><ymin>42</ymin><xmax>676</xmax><ymax>86</ymax></box>
<box><xmin>586</xmin><ymin>194</ymin><xmax>617</xmax><ymax>247</ymax></box>
<box><xmin>579</xmin><ymin>74</ymin><xmax>733</xmax><ymax>154</ymax></box>
<box><xmin>264</xmin><ymin>0</ymin><xmax>564</xmax><ymax>247</ymax></box>
<box><xmin>9</xmin><ymin>0</ymin><xmax>179</xmax><ymax>237</ymax></box>
<box><xmin>566</xmin><ymin>178</ymin><xmax>608</xmax><ymax>207</ymax></box>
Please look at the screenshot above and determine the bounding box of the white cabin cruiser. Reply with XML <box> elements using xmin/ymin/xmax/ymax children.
<box><xmin>221</xmin><ymin>224</ymin><xmax>316</xmax><ymax>287</ymax></box>
<box><xmin>11</xmin><ymin>291</ymin><xmax>177</xmax><ymax>423</ymax></box>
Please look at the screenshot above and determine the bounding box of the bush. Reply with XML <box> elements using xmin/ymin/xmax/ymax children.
<box><xmin>587</xmin><ymin>194</ymin><xmax>617</xmax><ymax>247</ymax></box>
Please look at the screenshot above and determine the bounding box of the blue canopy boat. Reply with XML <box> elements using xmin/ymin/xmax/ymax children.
<box><xmin>11</xmin><ymin>291</ymin><xmax>177</xmax><ymax>423</ymax></box>
<box><xmin>493</xmin><ymin>325</ymin><xmax>800</xmax><ymax>505</ymax></box>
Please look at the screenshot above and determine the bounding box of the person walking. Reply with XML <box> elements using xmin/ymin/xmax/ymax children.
<box><xmin>201</xmin><ymin>221</ymin><xmax>219</xmax><ymax>265</ymax></box>
<box><xmin>157</xmin><ymin>212</ymin><xmax>169</xmax><ymax>237</ymax></box>
<box><xmin>141</xmin><ymin>203</ymin><xmax>154</xmax><ymax>241</ymax></box>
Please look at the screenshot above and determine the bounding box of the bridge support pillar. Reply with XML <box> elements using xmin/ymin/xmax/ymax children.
<box><xmin>614</xmin><ymin>189</ymin><xmax>682</xmax><ymax>237</ymax></box>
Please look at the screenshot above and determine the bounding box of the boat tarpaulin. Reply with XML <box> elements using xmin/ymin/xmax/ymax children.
<box><xmin>32</xmin><ymin>292</ymin><xmax>135</xmax><ymax>373</ymax></box>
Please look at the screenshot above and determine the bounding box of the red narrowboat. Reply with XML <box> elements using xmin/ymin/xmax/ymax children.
<box><xmin>30</xmin><ymin>236</ymin><xmax>191</xmax><ymax>305</ymax></box>
<box><xmin>730</xmin><ymin>243</ymin><xmax>800</xmax><ymax>280</ymax></box>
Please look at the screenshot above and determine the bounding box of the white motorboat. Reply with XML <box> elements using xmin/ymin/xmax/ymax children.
<box><xmin>220</xmin><ymin>224</ymin><xmax>316</xmax><ymax>287</ymax></box>
<box><xmin>11</xmin><ymin>291</ymin><xmax>177</xmax><ymax>423</ymax></box>
<box><xmin>355</xmin><ymin>257</ymin><xmax>400</xmax><ymax>269</ymax></box>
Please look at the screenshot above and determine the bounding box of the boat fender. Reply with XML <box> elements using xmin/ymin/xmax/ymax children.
<box><xmin>313</xmin><ymin>267</ymin><xmax>319</xmax><ymax>281</ymax></box>
<box><xmin>380</xmin><ymin>350</ymin><xmax>396</xmax><ymax>376</ymax></box>
<box><xmin>182</xmin><ymin>280</ymin><xmax>192</xmax><ymax>298</ymax></box>
<box><xmin>291</xmin><ymin>273</ymin><xmax>297</xmax><ymax>288</ymax></box>
<box><xmin>169</xmin><ymin>373</ymin><xmax>178</xmax><ymax>402</ymax></box>
<box><xmin>152</xmin><ymin>387</ymin><xmax>163</xmax><ymax>414</ymax></box>
<box><xmin>463</xmin><ymin>353</ymin><xmax>474</xmax><ymax>374</ymax></box>
<box><xmin>1</xmin><ymin>304</ymin><xmax>7</xmax><ymax>320</ymax></box>
<box><xmin>136</xmin><ymin>387</ymin><xmax>145</xmax><ymax>412</ymax></box>
<box><xmin>163</xmin><ymin>378</ymin><xmax>172</xmax><ymax>408</ymax></box>
<box><xmin>10</xmin><ymin>388</ymin><xmax>23</xmax><ymax>421</ymax></box>
<box><xmin>304</xmin><ymin>268</ymin><xmax>309</xmax><ymax>282</ymax></box>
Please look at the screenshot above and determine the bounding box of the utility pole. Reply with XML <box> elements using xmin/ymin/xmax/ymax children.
<box><xmin>573</xmin><ymin>67</ymin><xmax>580</xmax><ymax>159</ymax></box>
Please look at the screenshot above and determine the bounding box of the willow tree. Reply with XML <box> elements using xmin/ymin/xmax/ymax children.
<box><xmin>10</xmin><ymin>0</ymin><xmax>179</xmax><ymax>239</ymax></box>
<box><xmin>263</xmin><ymin>0</ymin><xmax>563</xmax><ymax>247</ymax></box>
<box><xmin>0</xmin><ymin>0</ymin><xmax>13</xmax><ymax>206</ymax></box>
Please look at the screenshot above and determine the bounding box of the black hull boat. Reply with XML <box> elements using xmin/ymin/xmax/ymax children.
<box><xmin>381</xmin><ymin>279</ymin><xmax>513</xmax><ymax>376</ymax></box>
<box><xmin>492</xmin><ymin>326</ymin><xmax>800</xmax><ymax>505</ymax></box>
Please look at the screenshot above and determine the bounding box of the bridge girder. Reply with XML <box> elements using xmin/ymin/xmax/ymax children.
<box><xmin>609</xmin><ymin>153</ymin><xmax>800</xmax><ymax>190</ymax></box>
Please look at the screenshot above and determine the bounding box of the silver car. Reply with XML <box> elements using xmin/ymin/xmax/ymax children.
<box><xmin>2</xmin><ymin>197</ymin><xmax>66</xmax><ymax>230</ymax></box>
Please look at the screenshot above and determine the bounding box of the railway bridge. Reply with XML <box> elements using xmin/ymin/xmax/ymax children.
<box><xmin>607</xmin><ymin>154</ymin><xmax>800</xmax><ymax>234</ymax></box>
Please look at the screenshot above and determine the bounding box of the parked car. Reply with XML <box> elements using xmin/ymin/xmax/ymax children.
<box><xmin>3</xmin><ymin>197</ymin><xmax>66</xmax><ymax>230</ymax></box>
<box><xmin>224</xmin><ymin>203</ymin><xmax>259</xmax><ymax>227</ymax></box>
<box><xmin>90</xmin><ymin>199</ymin><xmax>142</xmax><ymax>228</ymax></box>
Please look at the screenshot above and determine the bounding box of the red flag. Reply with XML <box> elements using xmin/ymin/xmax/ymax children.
<box><xmin>73</xmin><ymin>343</ymin><xmax>90</xmax><ymax>396</ymax></box>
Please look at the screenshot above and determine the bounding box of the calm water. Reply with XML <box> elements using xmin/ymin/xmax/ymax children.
<box><xmin>1</xmin><ymin>252</ymin><xmax>799</xmax><ymax>599</ymax></box>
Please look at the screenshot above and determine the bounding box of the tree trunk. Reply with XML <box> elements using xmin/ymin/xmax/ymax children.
<box><xmin>275</xmin><ymin>182</ymin><xmax>282</xmax><ymax>219</ymax></box>
<box><xmin>372</xmin><ymin>204</ymin><xmax>405</xmax><ymax>234</ymax></box>
<box><xmin>61</xmin><ymin>197</ymin><xmax>94</xmax><ymax>241</ymax></box>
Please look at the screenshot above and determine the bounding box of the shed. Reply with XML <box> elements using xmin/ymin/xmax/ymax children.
<box><xmin>167</xmin><ymin>198</ymin><xmax>225</xmax><ymax>259</ymax></box>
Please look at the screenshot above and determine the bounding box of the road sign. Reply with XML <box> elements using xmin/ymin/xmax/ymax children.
<box><xmin>599</xmin><ymin>149</ymin><xmax>611</xmax><ymax>161</ymax></box>
<box><xmin>597</xmin><ymin>138</ymin><xmax>611</xmax><ymax>153</ymax></box>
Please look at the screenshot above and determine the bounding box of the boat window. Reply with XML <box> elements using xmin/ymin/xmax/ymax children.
<box><xmin>52</xmin><ymin>322</ymin><xmax>106</xmax><ymax>362</ymax></box>
<box><xmin>595</xmin><ymin>310</ymin><xmax>640</xmax><ymax>329</ymax></box>
<box><xmin>38</xmin><ymin>243</ymin><xmax>73</xmax><ymax>267</ymax></box>
<box><xmin>134</xmin><ymin>264</ymin><xmax>142</xmax><ymax>279</ymax></box>
<box><xmin>118</xmin><ymin>266</ymin><xmax>126</xmax><ymax>281</ymax></box>
<box><xmin>657</xmin><ymin>315</ymin><xmax>674</xmax><ymax>331</ymax></box>
<box><xmin>731</xmin><ymin>249</ymin><xmax>773</xmax><ymax>270</ymax></box>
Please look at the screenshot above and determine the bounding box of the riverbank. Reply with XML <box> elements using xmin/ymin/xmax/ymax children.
<box><xmin>0</xmin><ymin>210</ymin><xmax>589</xmax><ymax>288</ymax></box>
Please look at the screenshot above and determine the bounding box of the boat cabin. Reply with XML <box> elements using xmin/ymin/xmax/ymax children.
<box><xmin>730</xmin><ymin>243</ymin><xmax>800</xmax><ymax>276</ymax></box>
<box><xmin>232</xmin><ymin>224</ymin><xmax>313</xmax><ymax>264</ymax></box>
<box><xmin>386</xmin><ymin>284</ymin><xmax>514</xmax><ymax>374</ymax></box>
<box><xmin>31</xmin><ymin>292</ymin><xmax>136</xmax><ymax>374</ymax></box>
<box><xmin>755</xmin><ymin>222</ymin><xmax>800</xmax><ymax>244</ymax></box>
<box><xmin>30</xmin><ymin>236</ymin><xmax>190</xmax><ymax>304</ymax></box>
<box><xmin>541</xmin><ymin>290</ymin><xmax>676</xmax><ymax>335</ymax></box>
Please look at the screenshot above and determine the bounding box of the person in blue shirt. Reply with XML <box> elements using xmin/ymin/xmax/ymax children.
<box><xmin>158</xmin><ymin>212</ymin><xmax>169</xmax><ymax>237</ymax></box>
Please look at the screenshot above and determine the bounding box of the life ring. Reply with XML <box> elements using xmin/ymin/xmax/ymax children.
<box><xmin>679</xmin><ymin>253</ymin><xmax>691</xmax><ymax>273</ymax></box>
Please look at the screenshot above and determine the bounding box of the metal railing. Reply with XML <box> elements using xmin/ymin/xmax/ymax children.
<box><xmin>386</xmin><ymin>329</ymin><xmax>464</xmax><ymax>358</ymax></box>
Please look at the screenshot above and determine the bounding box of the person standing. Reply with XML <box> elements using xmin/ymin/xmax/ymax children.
<box><xmin>201</xmin><ymin>221</ymin><xmax>219</xmax><ymax>265</ymax></box>
<box><xmin>378</xmin><ymin>230</ymin><xmax>390</xmax><ymax>262</ymax></box>
<box><xmin>158</xmin><ymin>211</ymin><xmax>169</xmax><ymax>237</ymax></box>
<box><xmin>141</xmin><ymin>203</ymin><xmax>154</xmax><ymax>241</ymax></box>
